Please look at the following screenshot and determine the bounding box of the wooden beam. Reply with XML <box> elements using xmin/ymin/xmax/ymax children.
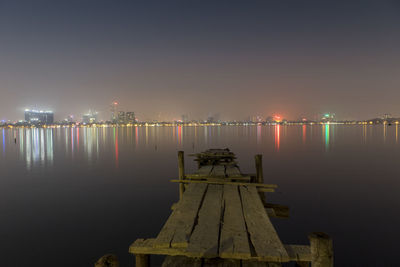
<box><xmin>178</xmin><ymin>151</ymin><xmax>185</xmax><ymax>199</ymax></box>
<box><xmin>170</xmin><ymin>179</ymin><xmax>277</xmax><ymax>189</ymax></box>
<box><xmin>308</xmin><ymin>232</ymin><xmax>333</xmax><ymax>267</ymax></box>
<box><xmin>184</xmin><ymin>175</ymin><xmax>252</xmax><ymax>181</ymax></box>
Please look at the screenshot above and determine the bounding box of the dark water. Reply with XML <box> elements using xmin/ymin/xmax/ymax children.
<box><xmin>1</xmin><ymin>125</ymin><xmax>399</xmax><ymax>266</ymax></box>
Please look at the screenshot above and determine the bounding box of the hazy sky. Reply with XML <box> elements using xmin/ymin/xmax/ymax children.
<box><xmin>1</xmin><ymin>0</ymin><xmax>399</xmax><ymax>121</ymax></box>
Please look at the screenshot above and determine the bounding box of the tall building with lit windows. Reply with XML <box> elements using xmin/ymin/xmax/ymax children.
<box><xmin>118</xmin><ymin>111</ymin><xmax>126</xmax><ymax>124</ymax></box>
<box><xmin>126</xmin><ymin>112</ymin><xmax>135</xmax><ymax>123</ymax></box>
<box><xmin>24</xmin><ymin>110</ymin><xmax>54</xmax><ymax>124</ymax></box>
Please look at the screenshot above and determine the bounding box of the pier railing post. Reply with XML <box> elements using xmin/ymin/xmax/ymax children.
<box><xmin>178</xmin><ymin>151</ymin><xmax>185</xmax><ymax>199</ymax></box>
<box><xmin>309</xmin><ymin>232</ymin><xmax>333</xmax><ymax>267</ymax></box>
<box><xmin>255</xmin><ymin>154</ymin><xmax>266</xmax><ymax>203</ymax></box>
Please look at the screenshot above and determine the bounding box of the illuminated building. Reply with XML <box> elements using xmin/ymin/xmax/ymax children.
<box><xmin>321</xmin><ymin>113</ymin><xmax>335</xmax><ymax>122</ymax></box>
<box><xmin>118</xmin><ymin>111</ymin><xmax>126</xmax><ymax>124</ymax></box>
<box><xmin>126</xmin><ymin>112</ymin><xmax>136</xmax><ymax>123</ymax></box>
<box><xmin>24</xmin><ymin>110</ymin><xmax>54</xmax><ymax>124</ymax></box>
<box><xmin>110</xmin><ymin>102</ymin><xmax>118</xmax><ymax>122</ymax></box>
<box><xmin>82</xmin><ymin>112</ymin><xmax>98</xmax><ymax>124</ymax></box>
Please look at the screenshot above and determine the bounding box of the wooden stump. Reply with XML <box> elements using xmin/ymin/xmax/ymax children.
<box><xmin>135</xmin><ymin>254</ymin><xmax>150</xmax><ymax>267</ymax></box>
<box><xmin>178</xmin><ymin>151</ymin><xmax>185</xmax><ymax>199</ymax></box>
<box><xmin>308</xmin><ymin>232</ymin><xmax>333</xmax><ymax>267</ymax></box>
<box><xmin>94</xmin><ymin>254</ymin><xmax>119</xmax><ymax>267</ymax></box>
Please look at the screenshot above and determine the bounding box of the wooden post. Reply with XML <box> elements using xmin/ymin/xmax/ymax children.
<box><xmin>308</xmin><ymin>232</ymin><xmax>333</xmax><ymax>267</ymax></box>
<box><xmin>135</xmin><ymin>254</ymin><xmax>149</xmax><ymax>267</ymax></box>
<box><xmin>255</xmin><ymin>154</ymin><xmax>266</xmax><ymax>204</ymax></box>
<box><xmin>178</xmin><ymin>151</ymin><xmax>185</xmax><ymax>199</ymax></box>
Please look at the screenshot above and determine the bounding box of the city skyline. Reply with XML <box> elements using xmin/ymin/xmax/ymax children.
<box><xmin>1</xmin><ymin>1</ymin><xmax>400</xmax><ymax>121</ymax></box>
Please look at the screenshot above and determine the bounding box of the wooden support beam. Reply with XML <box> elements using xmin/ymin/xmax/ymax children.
<box><xmin>178</xmin><ymin>151</ymin><xmax>185</xmax><ymax>199</ymax></box>
<box><xmin>135</xmin><ymin>254</ymin><xmax>150</xmax><ymax>267</ymax></box>
<box><xmin>308</xmin><ymin>232</ymin><xmax>333</xmax><ymax>267</ymax></box>
<box><xmin>170</xmin><ymin>179</ymin><xmax>277</xmax><ymax>190</ymax></box>
<box><xmin>255</xmin><ymin>154</ymin><xmax>266</xmax><ymax>204</ymax></box>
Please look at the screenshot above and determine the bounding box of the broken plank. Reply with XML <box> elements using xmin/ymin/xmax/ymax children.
<box><xmin>187</xmin><ymin>184</ymin><xmax>224</xmax><ymax>258</ymax></box>
<box><xmin>153</xmin><ymin>183</ymin><xmax>208</xmax><ymax>248</ymax></box>
<box><xmin>219</xmin><ymin>184</ymin><xmax>251</xmax><ymax>259</ymax></box>
<box><xmin>239</xmin><ymin>186</ymin><xmax>289</xmax><ymax>262</ymax></box>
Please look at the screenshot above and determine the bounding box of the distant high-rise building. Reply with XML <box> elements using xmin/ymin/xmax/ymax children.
<box><xmin>82</xmin><ymin>111</ymin><xmax>98</xmax><ymax>124</ymax></box>
<box><xmin>126</xmin><ymin>112</ymin><xmax>135</xmax><ymax>123</ymax></box>
<box><xmin>118</xmin><ymin>111</ymin><xmax>126</xmax><ymax>124</ymax></box>
<box><xmin>24</xmin><ymin>110</ymin><xmax>54</xmax><ymax>124</ymax></box>
<box><xmin>110</xmin><ymin>102</ymin><xmax>118</xmax><ymax>122</ymax></box>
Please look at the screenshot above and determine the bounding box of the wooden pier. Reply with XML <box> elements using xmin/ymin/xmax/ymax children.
<box><xmin>98</xmin><ymin>149</ymin><xmax>333</xmax><ymax>266</ymax></box>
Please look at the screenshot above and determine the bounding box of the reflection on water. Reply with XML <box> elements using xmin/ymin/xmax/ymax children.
<box><xmin>274</xmin><ymin>124</ymin><xmax>280</xmax><ymax>151</ymax></box>
<box><xmin>325</xmin><ymin>124</ymin><xmax>330</xmax><ymax>150</ymax></box>
<box><xmin>2</xmin><ymin>124</ymin><xmax>400</xmax><ymax>171</ymax></box>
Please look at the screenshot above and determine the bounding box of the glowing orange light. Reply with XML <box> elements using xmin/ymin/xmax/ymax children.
<box><xmin>273</xmin><ymin>115</ymin><xmax>282</xmax><ymax>123</ymax></box>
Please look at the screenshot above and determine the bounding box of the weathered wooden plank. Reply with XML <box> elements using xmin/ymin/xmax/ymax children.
<box><xmin>220</xmin><ymin>185</ymin><xmax>251</xmax><ymax>259</ymax></box>
<box><xmin>210</xmin><ymin>165</ymin><xmax>226</xmax><ymax>177</ymax></box>
<box><xmin>240</xmin><ymin>186</ymin><xmax>289</xmax><ymax>262</ymax></box>
<box><xmin>153</xmin><ymin>183</ymin><xmax>208</xmax><ymax>248</ymax></box>
<box><xmin>225</xmin><ymin>165</ymin><xmax>242</xmax><ymax>177</ymax></box>
<box><xmin>186</xmin><ymin>185</ymin><xmax>224</xmax><ymax>258</ymax></box>
<box><xmin>162</xmin><ymin>256</ymin><xmax>202</xmax><ymax>267</ymax></box>
<box><xmin>284</xmin><ymin>244</ymin><xmax>311</xmax><ymax>262</ymax></box>
<box><xmin>170</xmin><ymin>179</ymin><xmax>277</xmax><ymax>189</ymax></box>
<box><xmin>197</xmin><ymin>165</ymin><xmax>213</xmax><ymax>176</ymax></box>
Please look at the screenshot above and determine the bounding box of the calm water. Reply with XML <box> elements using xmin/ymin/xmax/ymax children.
<box><xmin>1</xmin><ymin>125</ymin><xmax>400</xmax><ymax>266</ymax></box>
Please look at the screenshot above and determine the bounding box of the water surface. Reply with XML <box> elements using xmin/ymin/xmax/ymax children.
<box><xmin>1</xmin><ymin>125</ymin><xmax>399</xmax><ymax>266</ymax></box>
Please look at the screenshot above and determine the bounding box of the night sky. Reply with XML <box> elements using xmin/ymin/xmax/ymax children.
<box><xmin>1</xmin><ymin>0</ymin><xmax>399</xmax><ymax>121</ymax></box>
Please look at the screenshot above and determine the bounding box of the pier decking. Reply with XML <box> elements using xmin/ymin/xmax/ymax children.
<box><xmin>127</xmin><ymin>149</ymin><xmax>333</xmax><ymax>267</ymax></box>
